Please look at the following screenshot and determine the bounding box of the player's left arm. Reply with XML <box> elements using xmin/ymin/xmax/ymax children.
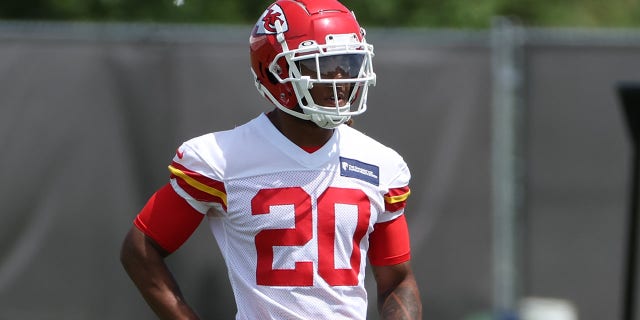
<box><xmin>372</xmin><ymin>261</ymin><xmax>422</xmax><ymax>320</ymax></box>
<box><xmin>369</xmin><ymin>214</ymin><xmax>422</xmax><ymax>319</ymax></box>
<box><xmin>371</xmin><ymin>160</ymin><xmax>421</xmax><ymax>318</ymax></box>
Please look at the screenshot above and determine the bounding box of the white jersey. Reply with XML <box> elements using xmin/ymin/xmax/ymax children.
<box><xmin>168</xmin><ymin>113</ymin><xmax>411</xmax><ymax>320</ymax></box>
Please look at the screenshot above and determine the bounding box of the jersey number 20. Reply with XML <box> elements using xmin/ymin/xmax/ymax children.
<box><xmin>252</xmin><ymin>187</ymin><xmax>371</xmax><ymax>286</ymax></box>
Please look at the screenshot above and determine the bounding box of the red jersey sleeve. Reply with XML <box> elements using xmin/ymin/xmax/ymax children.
<box><xmin>133</xmin><ymin>183</ymin><xmax>204</xmax><ymax>253</ymax></box>
<box><xmin>367</xmin><ymin>214</ymin><xmax>411</xmax><ymax>266</ymax></box>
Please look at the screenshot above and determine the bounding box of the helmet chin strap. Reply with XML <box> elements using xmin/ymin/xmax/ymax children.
<box><xmin>274</xmin><ymin>100</ymin><xmax>350</xmax><ymax>129</ymax></box>
<box><xmin>310</xmin><ymin>113</ymin><xmax>350</xmax><ymax>129</ymax></box>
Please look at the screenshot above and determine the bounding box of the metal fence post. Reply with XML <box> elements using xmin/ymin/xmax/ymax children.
<box><xmin>490</xmin><ymin>16</ymin><xmax>526</xmax><ymax>319</ymax></box>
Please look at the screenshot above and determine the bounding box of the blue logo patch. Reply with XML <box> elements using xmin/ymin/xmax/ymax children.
<box><xmin>339</xmin><ymin>157</ymin><xmax>379</xmax><ymax>186</ymax></box>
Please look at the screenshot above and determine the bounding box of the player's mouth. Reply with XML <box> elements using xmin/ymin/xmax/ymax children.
<box><xmin>320</xmin><ymin>99</ymin><xmax>345</xmax><ymax>107</ymax></box>
<box><xmin>322</xmin><ymin>92</ymin><xmax>346</xmax><ymax>107</ymax></box>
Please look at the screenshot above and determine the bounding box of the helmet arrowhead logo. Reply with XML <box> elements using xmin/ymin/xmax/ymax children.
<box><xmin>255</xmin><ymin>4</ymin><xmax>288</xmax><ymax>35</ymax></box>
<box><xmin>262</xmin><ymin>9</ymin><xmax>283</xmax><ymax>33</ymax></box>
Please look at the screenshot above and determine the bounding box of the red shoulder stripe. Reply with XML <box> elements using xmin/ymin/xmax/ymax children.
<box><xmin>384</xmin><ymin>186</ymin><xmax>410</xmax><ymax>212</ymax></box>
<box><xmin>168</xmin><ymin>162</ymin><xmax>227</xmax><ymax>210</ymax></box>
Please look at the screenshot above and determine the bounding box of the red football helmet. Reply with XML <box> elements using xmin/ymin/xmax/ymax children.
<box><xmin>249</xmin><ymin>0</ymin><xmax>376</xmax><ymax>128</ymax></box>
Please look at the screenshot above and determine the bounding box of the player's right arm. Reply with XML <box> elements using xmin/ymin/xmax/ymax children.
<box><xmin>120</xmin><ymin>226</ymin><xmax>200</xmax><ymax>319</ymax></box>
<box><xmin>120</xmin><ymin>183</ymin><xmax>204</xmax><ymax>320</ymax></box>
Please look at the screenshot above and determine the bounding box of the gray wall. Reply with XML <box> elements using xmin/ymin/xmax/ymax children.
<box><xmin>0</xmin><ymin>22</ymin><xmax>638</xmax><ymax>319</ymax></box>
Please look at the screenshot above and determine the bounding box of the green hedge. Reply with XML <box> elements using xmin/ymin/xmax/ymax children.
<box><xmin>1</xmin><ymin>0</ymin><xmax>639</xmax><ymax>28</ymax></box>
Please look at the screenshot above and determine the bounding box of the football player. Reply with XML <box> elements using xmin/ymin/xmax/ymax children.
<box><xmin>120</xmin><ymin>0</ymin><xmax>423</xmax><ymax>319</ymax></box>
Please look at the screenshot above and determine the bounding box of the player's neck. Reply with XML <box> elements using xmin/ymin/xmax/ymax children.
<box><xmin>266</xmin><ymin>109</ymin><xmax>334</xmax><ymax>148</ymax></box>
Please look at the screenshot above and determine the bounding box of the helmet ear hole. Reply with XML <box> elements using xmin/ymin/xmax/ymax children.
<box><xmin>259</xmin><ymin>62</ymin><xmax>279</xmax><ymax>85</ymax></box>
<box><xmin>266</xmin><ymin>68</ymin><xmax>279</xmax><ymax>85</ymax></box>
